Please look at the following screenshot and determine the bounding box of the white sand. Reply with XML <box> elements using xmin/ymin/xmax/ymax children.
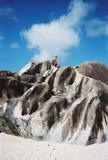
<box><xmin>0</xmin><ymin>133</ymin><xmax>107</xmax><ymax>160</ymax></box>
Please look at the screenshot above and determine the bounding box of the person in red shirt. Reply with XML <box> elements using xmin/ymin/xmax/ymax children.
<box><xmin>51</xmin><ymin>56</ymin><xmax>59</xmax><ymax>67</ymax></box>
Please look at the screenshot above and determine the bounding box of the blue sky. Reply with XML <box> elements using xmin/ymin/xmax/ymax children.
<box><xmin>0</xmin><ymin>0</ymin><xmax>108</xmax><ymax>72</ymax></box>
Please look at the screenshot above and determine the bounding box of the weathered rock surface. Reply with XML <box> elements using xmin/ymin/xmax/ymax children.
<box><xmin>19</xmin><ymin>61</ymin><xmax>51</xmax><ymax>83</ymax></box>
<box><xmin>76</xmin><ymin>61</ymin><xmax>108</xmax><ymax>85</ymax></box>
<box><xmin>1</xmin><ymin>61</ymin><xmax>108</xmax><ymax>145</ymax></box>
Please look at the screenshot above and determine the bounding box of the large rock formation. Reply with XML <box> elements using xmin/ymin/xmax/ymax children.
<box><xmin>1</xmin><ymin>61</ymin><xmax>108</xmax><ymax>145</ymax></box>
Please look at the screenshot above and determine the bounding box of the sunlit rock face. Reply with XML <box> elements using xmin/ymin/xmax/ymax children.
<box><xmin>1</xmin><ymin>61</ymin><xmax>108</xmax><ymax>145</ymax></box>
<box><xmin>76</xmin><ymin>62</ymin><xmax>108</xmax><ymax>85</ymax></box>
<box><xmin>19</xmin><ymin>61</ymin><xmax>51</xmax><ymax>83</ymax></box>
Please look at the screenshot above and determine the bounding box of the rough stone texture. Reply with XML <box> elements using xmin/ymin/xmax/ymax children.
<box><xmin>1</xmin><ymin>61</ymin><xmax>108</xmax><ymax>145</ymax></box>
<box><xmin>0</xmin><ymin>77</ymin><xmax>32</xmax><ymax>99</ymax></box>
<box><xmin>19</xmin><ymin>61</ymin><xmax>51</xmax><ymax>83</ymax></box>
<box><xmin>76</xmin><ymin>61</ymin><xmax>108</xmax><ymax>85</ymax></box>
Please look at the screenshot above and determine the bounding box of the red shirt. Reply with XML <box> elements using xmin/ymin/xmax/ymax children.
<box><xmin>51</xmin><ymin>59</ymin><xmax>58</xmax><ymax>66</ymax></box>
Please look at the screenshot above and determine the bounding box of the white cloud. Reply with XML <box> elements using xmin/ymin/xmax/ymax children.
<box><xmin>21</xmin><ymin>0</ymin><xmax>91</xmax><ymax>62</ymax></box>
<box><xmin>85</xmin><ymin>18</ymin><xmax>108</xmax><ymax>37</ymax></box>
<box><xmin>59</xmin><ymin>0</ymin><xmax>91</xmax><ymax>28</ymax></box>
<box><xmin>10</xmin><ymin>42</ymin><xmax>20</xmax><ymax>49</ymax></box>
<box><xmin>0</xmin><ymin>6</ymin><xmax>17</xmax><ymax>21</ymax></box>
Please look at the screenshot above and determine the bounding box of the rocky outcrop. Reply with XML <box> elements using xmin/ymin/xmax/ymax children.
<box><xmin>0</xmin><ymin>77</ymin><xmax>32</xmax><ymax>99</ymax></box>
<box><xmin>19</xmin><ymin>61</ymin><xmax>51</xmax><ymax>83</ymax></box>
<box><xmin>1</xmin><ymin>61</ymin><xmax>108</xmax><ymax>145</ymax></box>
<box><xmin>76</xmin><ymin>62</ymin><xmax>108</xmax><ymax>85</ymax></box>
<box><xmin>0</xmin><ymin>70</ymin><xmax>20</xmax><ymax>79</ymax></box>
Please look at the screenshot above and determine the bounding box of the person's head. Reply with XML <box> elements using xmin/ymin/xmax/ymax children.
<box><xmin>55</xmin><ymin>56</ymin><xmax>57</xmax><ymax>59</ymax></box>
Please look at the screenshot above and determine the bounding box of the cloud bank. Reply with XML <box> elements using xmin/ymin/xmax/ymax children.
<box><xmin>21</xmin><ymin>0</ymin><xmax>91</xmax><ymax>61</ymax></box>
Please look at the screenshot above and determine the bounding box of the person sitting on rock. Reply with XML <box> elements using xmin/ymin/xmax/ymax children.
<box><xmin>51</xmin><ymin>56</ymin><xmax>60</xmax><ymax>68</ymax></box>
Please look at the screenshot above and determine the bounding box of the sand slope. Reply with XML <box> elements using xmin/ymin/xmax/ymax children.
<box><xmin>0</xmin><ymin>133</ymin><xmax>107</xmax><ymax>160</ymax></box>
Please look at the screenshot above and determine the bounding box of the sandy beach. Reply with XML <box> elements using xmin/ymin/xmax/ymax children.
<box><xmin>0</xmin><ymin>133</ymin><xmax>108</xmax><ymax>160</ymax></box>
